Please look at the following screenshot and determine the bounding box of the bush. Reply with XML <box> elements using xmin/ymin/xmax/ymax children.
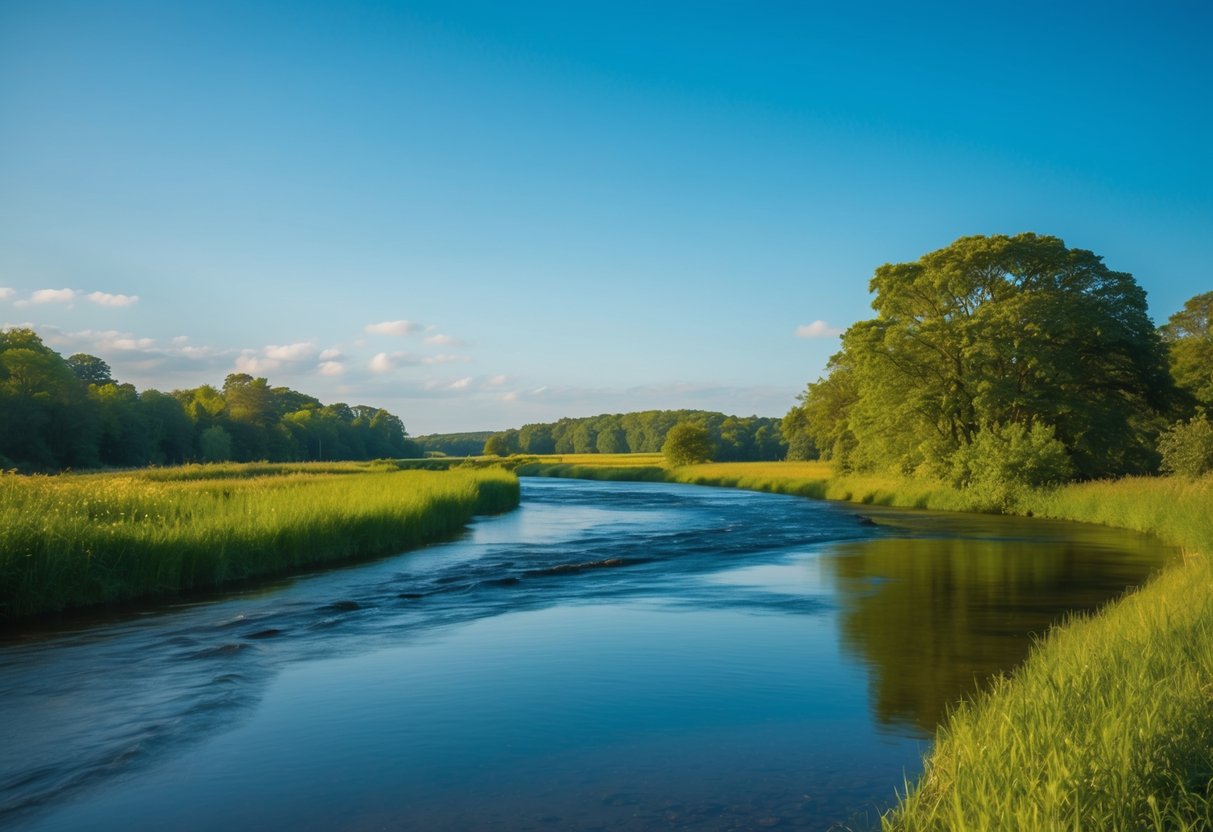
<box><xmin>949</xmin><ymin>423</ymin><xmax>1074</xmax><ymax>509</ymax></box>
<box><xmin>1158</xmin><ymin>412</ymin><xmax>1213</xmax><ymax>477</ymax></box>
<box><xmin>662</xmin><ymin>422</ymin><xmax>714</xmax><ymax>467</ymax></box>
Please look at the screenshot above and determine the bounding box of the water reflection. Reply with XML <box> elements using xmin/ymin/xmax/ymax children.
<box><xmin>825</xmin><ymin>513</ymin><xmax>1172</xmax><ymax>735</ymax></box>
<box><xmin>0</xmin><ymin>480</ymin><xmax>1178</xmax><ymax>832</ymax></box>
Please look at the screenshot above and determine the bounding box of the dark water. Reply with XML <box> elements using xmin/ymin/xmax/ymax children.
<box><xmin>0</xmin><ymin>478</ymin><xmax>1175</xmax><ymax>831</ymax></box>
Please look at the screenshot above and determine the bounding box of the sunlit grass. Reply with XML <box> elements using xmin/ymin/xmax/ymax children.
<box><xmin>0</xmin><ymin>461</ymin><xmax>519</xmax><ymax>619</ymax></box>
<box><xmin>515</xmin><ymin>455</ymin><xmax>1213</xmax><ymax>828</ymax></box>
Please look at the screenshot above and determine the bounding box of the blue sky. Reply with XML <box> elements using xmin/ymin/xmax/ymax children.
<box><xmin>1</xmin><ymin>1</ymin><xmax>1209</xmax><ymax>433</ymax></box>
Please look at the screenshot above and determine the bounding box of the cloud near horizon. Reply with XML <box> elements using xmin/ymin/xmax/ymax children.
<box><xmin>794</xmin><ymin>320</ymin><xmax>843</xmax><ymax>339</ymax></box>
<box><xmin>365</xmin><ymin>320</ymin><xmax>420</xmax><ymax>336</ymax></box>
<box><xmin>87</xmin><ymin>291</ymin><xmax>139</xmax><ymax>307</ymax></box>
<box><xmin>263</xmin><ymin>342</ymin><xmax>316</xmax><ymax>362</ymax></box>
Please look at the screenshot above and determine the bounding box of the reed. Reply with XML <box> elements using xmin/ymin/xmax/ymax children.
<box><xmin>0</xmin><ymin>462</ymin><xmax>519</xmax><ymax>620</ymax></box>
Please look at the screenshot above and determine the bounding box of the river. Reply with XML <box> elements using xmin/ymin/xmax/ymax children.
<box><xmin>0</xmin><ymin>477</ymin><xmax>1174</xmax><ymax>831</ymax></box>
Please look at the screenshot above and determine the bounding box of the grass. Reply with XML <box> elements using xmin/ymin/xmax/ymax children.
<box><xmin>513</xmin><ymin>454</ymin><xmax>1213</xmax><ymax>830</ymax></box>
<box><xmin>0</xmin><ymin>461</ymin><xmax>519</xmax><ymax>620</ymax></box>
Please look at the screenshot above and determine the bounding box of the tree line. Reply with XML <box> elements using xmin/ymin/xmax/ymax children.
<box><xmin>481</xmin><ymin>410</ymin><xmax>787</xmax><ymax>460</ymax></box>
<box><xmin>781</xmin><ymin>233</ymin><xmax>1213</xmax><ymax>489</ymax></box>
<box><xmin>0</xmin><ymin>328</ymin><xmax>421</xmax><ymax>471</ymax></box>
<box><xmin>413</xmin><ymin>431</ymin><xmax>494</xmax><ymax>457</ymax></box>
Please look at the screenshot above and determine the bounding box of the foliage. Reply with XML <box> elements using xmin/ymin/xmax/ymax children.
<box><xmin>1161</xmin><ymin>291</ymin><xmax>1213</xmax><ymax>409</ymax></box>
<box><xmin>0</xmin><ymin>463</ymin><xmax>520</xmax><ymax>619</ymax></box>
<box><xmin>0</xmin><ymin>327</ymin><xmax>423</xmax><ymax>471</ymax></box>
<box><xmin>483</xmin><ymin>432</ymin><xmax>515</xmax><ymax>457</ymax></box>
<box><xmin>661</xmin><ymin>422</ymin><xmax>715</xmax><ymax>466</ymax></box>
<box><xmin>1157</xmin><ymin>411</ymin><xmax>1213</xmax><ymax>477</ymax></box>
<box><xmin>412</xmin><ymin>432</ymin><xmax>495</xmax><ymax>457</ymax></box>
<box><xmin>792</xmin><ymin>234</ymin><xmax>1174</xmax><ymax>480</ymax></box>
<box><xmin>946</xmin><ymin>422</ymin><xmax>1074</xmax><ymax>509</ymax></box>
<box><xmin>483</xmin><ymin>410</ymin><xmax>786</xmax><ymax>461</ymax></box>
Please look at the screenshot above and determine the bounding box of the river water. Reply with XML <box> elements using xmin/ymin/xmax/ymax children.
<box><xmin>0</xmin><ymin>478</ymin><xmax>1174</xmax><ymax>831</ymax></box>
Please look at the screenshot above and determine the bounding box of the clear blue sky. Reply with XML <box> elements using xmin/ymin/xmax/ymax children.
<box><xmin>2</xmin><ymin>0</ymin><xmax>1209</xmax><ymax>433</ymax></box>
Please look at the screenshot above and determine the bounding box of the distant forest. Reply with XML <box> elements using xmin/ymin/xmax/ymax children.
<box><xmin>412</xmin><ymin>432</ymin><xmax>494</xmax><ymax>457</ymax></box>
<box><xmin>0</xmin><ymin>328</ymin><xmax>421</xmax><ymax>471</ymax></box>
<box><xmin>480</xmin><ymin>411</ymin><xmax>787</xmax><ymax>460</ymax></box>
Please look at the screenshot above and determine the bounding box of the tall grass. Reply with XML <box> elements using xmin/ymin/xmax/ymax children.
<box><xmin>0</xmin><ymin>462</ymin><xmax>519</xmax><ymax>620</ymax></box>
<box><xmin>515</xmin><ymin>455</ymin><xmax>1213</xmax><ymax>828</ymax></box>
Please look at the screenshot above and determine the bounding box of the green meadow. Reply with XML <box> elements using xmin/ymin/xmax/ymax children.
<box><xmin>0</xmin><ymin>462</ymin><xmax>519</xmax><ymax>620</ymax></box>
<box><xmin>515</xmin><ymin>455</ymin><xmax>1213</xmax><ymax>830</ymax></box>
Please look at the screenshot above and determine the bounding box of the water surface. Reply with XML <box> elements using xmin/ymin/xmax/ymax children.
<box><xmin>0</xmin><ymin>478</ymin><xmax>1175</xmax><ymax>830</ymax></box>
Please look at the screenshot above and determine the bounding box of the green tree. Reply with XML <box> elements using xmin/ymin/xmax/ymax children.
<box><xmin>483</xmin><ymin>431</ymin><xmax>517</xmax><ymax>457</ymax></box>
<box><xmin>67</xmin><ymin>353</ymin><xmax>114</xmax><ymax>386</ymax></box>
<box><xmin>0</xmin><ymin>329</ymin><xmax>99</xmax><ymax>469</ymax></box>
<box><xmin>1157</xmin><ymin>411</ymin><xmax>1213</xmax><ymax>477</ymax></box>
<box><xmin>199</xmin><ymin>425</ymin><xmax>233</xmax><ymax>462</ymax></box>
<box><xmin>805</xmin><ymin>234</ymin><xmax>1172</xmax><ymax>479</ymax></box>
<box><xmin>1161</xmin><ymin>291</ymin><xmax>1213</xmax><ymax>409</ymax></box>
<box><xmin>662</xmin><ymin>422</ymin><xmax>714</xmax><ymax>466</ymax></box>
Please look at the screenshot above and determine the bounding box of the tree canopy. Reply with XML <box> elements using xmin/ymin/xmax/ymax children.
<box><xmin>0</xmin><ymin>328</ymin><xmax>421</xmax><ymax>471</ymax></box>
<box><xmin>784</xmin><ymin>234</ymin><xmax>1175</xmax><ymax>482</ymax></box>
<box><xmin>1161</xmin><ymin>291</ymin><xmax>1213</xmax><ymax>410</ymax></box>
<box><xmin>662</xmin><ymin>422</ymin><xmax>715</xmax><ymax>466</ymax></box>
<box><xmin>479</xmin><ymin>410</ymin><xmax>786</xmax><ymax>460</ymax></box>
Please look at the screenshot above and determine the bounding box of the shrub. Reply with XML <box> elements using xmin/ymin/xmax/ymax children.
<box><xmin>1158</xmin><ymin>411</ymin><xmax>1213</xmax><ymax>477</ymax></box>
<box><xmin>949</xmin><ymin>423</ymin><xmax>1074</xmax><ymax>509</ymax></box>
<box><xmin>662</xmin><ymin>422</ymin><xmax>714</xmax><ymax>467</ymax></box>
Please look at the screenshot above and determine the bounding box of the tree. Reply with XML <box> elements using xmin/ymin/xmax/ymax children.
<box><xmin>805</xmin><ymin>234</ymin><xmax>1173</xmax><ymax>480</ymax></box>
<box><xmin>662</xmin><ymin>422</ymin><xmax>714</xmax><ymax>466</ymax></box>
<box><xmin>1161</xmin><ymin>291</ymin><xmax>1213</xmax><ymax>409</ymax></box>
<box><xmin>199</xmin><ymin>425</ymin><xmax>233</xmax><ymax>462</ymax></box>
<box><xmin>483</xmin><ymin>431</ymin><xmax>518</xmax><ymax>457</ymax></box>
<box><xmin>67</xmin><ymin>353</ymin><xmax>113</xmax><ymax>386</ymax></box>
<box><xmin>1157</xmin><ymin>411</ymin><xmax>1213</xmax><ymax>477</ymax></box>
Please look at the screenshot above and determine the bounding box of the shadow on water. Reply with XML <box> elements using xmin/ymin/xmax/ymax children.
<box><xmin>0</xmin><ymin>478</ymin><xmax>1177</xmax><ymax>831</ymax></box>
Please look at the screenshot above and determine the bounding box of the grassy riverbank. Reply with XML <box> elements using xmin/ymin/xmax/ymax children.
<box><xmin>516</xmin><ymin>455</ymin><xmax>1213</xmax><ymax>830</ymax></box>
<box><xmin>0</xmin><ymin>462</ymin><xmax>519</xmax><ymax>621</ymax></box>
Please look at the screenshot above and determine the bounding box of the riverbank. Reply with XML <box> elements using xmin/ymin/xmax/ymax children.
<box><xmin>516</xmin><ymin>456</ymin><xmax>1213</xmax><ymax>830</ymax></box>
<box><xmin>0</xmin><ymin>462</ymin><xmax>520</xmax><ymax>621</ymax></box>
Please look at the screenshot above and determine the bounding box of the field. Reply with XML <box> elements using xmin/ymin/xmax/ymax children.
<box><xmin>515</xmin><ymin>454</ymin><xmax>1213</xmax><ymax>830</ymax></box>
<box><xmin>0</xmin><ymin>461</ymin><xmax>519</xmax><ymax>620</ymax></box>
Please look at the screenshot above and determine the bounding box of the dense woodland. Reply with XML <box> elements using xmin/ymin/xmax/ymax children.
<box><xmin>480</xmin><ymin>411</ymin><xmax>786</xmax><ymax>460</ymax></box>
<box><xmin>781</xmin><ymin>234</ymin><xmax>1213</xmax><ymax>489</ymax></box>
<box><xmin>413</xmin><ymin>431</ymin><xmax>494</xmax><ymax>457</ymax></box>
<box><xmin>0</xmin><ymin>328</ymin><xmax>421</xmax><ymax>471</ymax></box>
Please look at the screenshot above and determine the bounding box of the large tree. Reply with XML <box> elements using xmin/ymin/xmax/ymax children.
<box><xmin>795</xmin><ymin>234</ymin><xmax>1173</xmax><ymax>480</ymax></box>
<box><xmin>1160</xmin><ymin>291</ymin><xmax>1213</xmax><ymax>409</ymax></box>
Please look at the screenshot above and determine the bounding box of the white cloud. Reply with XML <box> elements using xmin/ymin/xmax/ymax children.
<box><xmin>264</xmin><ymin>342</ymin><xmax>315</xmax><ymax>362</ymax></box>
<box><xmin>421</xmin><ymin>353</ymin><xmax>470</xmax><ymax>365</ymax></box>
<box><xmin>319</xmin><ymin>347</ymin><xmax>343</xmax><ymax>361</ymax></box>
<box><xmin>369</xmin><ymin>352</ymin><xmax>396</xmax><ymax>374</ymax></box>
<box><xmin>87</xmin><ymin>291</ymin><xmax>139</xmax><ymax>307</ymax></box>
<box><xmin>0</xmin><ymin>288</ymin><xmax>14</xmax><ymax>302</ymax></box>
<box><xmin>365</xmin><ymin>320</ymin><xmax>419</xmax><ymax>336</ymax></box>
<box><xmin>234</xmin><ymin>352</ymin><xmax>281</xmax><ymax>373</ymax></box>
<box><xmin>109</xmin><ymin>337</ymin><xmax>156</xmax><ymax>351</ymax></box>
<box><xmin>423</xmin><ymin>333</ymin><xmax>461</xmax><ymax>347</ymax></box>
<box><xmin>172</xmin><ymin>335</ymin><xmax>189</xmax><ymax>345</ymax></box>
<box><xmin>317</xmin><ymin>361</ymin><xmax>346</xmax><ymax>376</ymax></box>
<box><xmin>449</xmin><ymin>377</ymin><xmax>472</xmax><ymax>390</ymax></box>
<box><xmin>486</xmin><ymin>374</ymin><xmax>508</xmax><ymax>387</ymax></box>
<box><xmin>794</xmin><ymin>320</ymin><xmax>843</xmax><ymax>339</ymax></box>
<box><xmin>29</xmin><ymin>288</ymin><xmax>76</xmax><ymax>304</ymax></box>
<box><xmin>181</xmin><ymin>345</ymin><xmax>218</xmax><ymax>358</ymax></box>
